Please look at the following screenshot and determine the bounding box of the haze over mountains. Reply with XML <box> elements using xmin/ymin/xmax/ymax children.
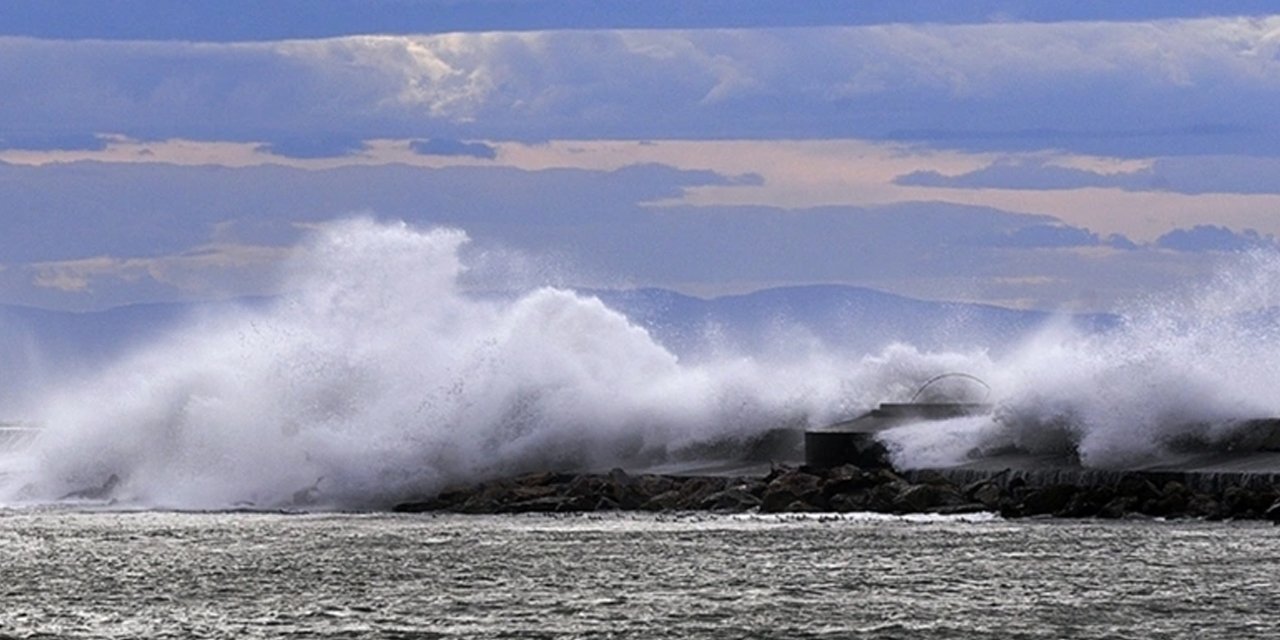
<box><xmin>0</xmin><ymin>285</ymin><xmax>1112</xmax><ymax>382</ymax></box>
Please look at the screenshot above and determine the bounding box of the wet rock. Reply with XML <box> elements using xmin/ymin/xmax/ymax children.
<box><xmin>761</xmin><ymin>471</ymin><xmax>824</xmax><ymax>512</ymax></box>
<box><xmin>967</xmin><ymin>482</ymin><xmax>1004</xmax><ymax>509</ymax></box>
<box><xmin>555</xmin><ymin>494</ymin><xmax>599</xmax><ymax>513</ymax></box>
<box><xmin>893</xmin><ymin>483</ymin><xmax>965</xmax><ymax>513</ymax></box>
<box><xmin>679</xmin><ymin>477</ymin><xmax>728</xmax><ymax>506</ymax></box>
<box><xmin>501</xmin><ymin>496</ymin><xmax>570</xmax><ymax>513</ymax></box>
<box><xmin>566</xmin><ymin>475</ymin><xmax>605</xmax><ymax>498</ymax></box>
<box><xmin>822</xmin><ymin>468</ymin><xmax>876</xmax><ymax>499</ymax></box>
<box><xmin>866</xmin><ymin>482</ymin><xmax>906</xmax><ymax>512</ymax></box>
<box><xmin>912</xmin><ymin>470</ymin><xmax>953</xmax><ymax>486</ymax></box>
<box><xmin>515</xmin><ymin>471</ymin><xmax>571</xmax><ymax>487</ymax></box>
<box><xmin>1019</xmin><ymin>484</ymin><xmax>1077</xmax><ymax>517</ymax></box>
<box><xmin>642</xmin><ymin>489</ymin><xmax>686</xmax><ymax>512</ymax></box>
<box><xmin>828</xmin><ymin>492</ymin><xmax>868</xmax><ymax>512</ymax></box>
<box><xmin>635</xmin><ymin>474</ymin><xmax>677</xmax><ymax>498</ymax></box>
<box><xmin>1144</xmin><ymin>481</ymin><xmax>1191</xmax><ymax>518</ymax></box>
<box><xmin>700</xmin><ymin>488</ymin><xmax>762</xmax><ymax>512</ymax></box>
<box><xmin>783</xmin><ymin>499</ymin><xmax>823</xmax><ymax>513</ymax></box>
<box><xmin>932</xmin><ymin>503</ymin><xmax>989</xmax><ymax>515</ymax></box>
<box><xmin>824</xmin><ymin>463</ymin><xmax>863</xmax><ymax>481</ymax></box>
<box><xmin>1058</xmin><ymin>487</ymin><xmax>1115</xmax><ymax>518</ymax></box>
<box><xmin>510</xmin><ymin>484</ymin><xmax>560</xmax><ymax>502</ymax></box>
<box><xmin>1222</xmin><ymin>486</ymin><xmax>1264</xmax><ymax>518</ymax></box>
<box><xmin>1186</xmin><ymin>493</ymin><xmax>1220</xmax><ymax>519</ymax></box>
<box><xmin>873</xmin><ymin>468</ymin><xmax>907</xmax><ymax>486</ymax></box>
<box><xmin>1265</xmin><ymin>499</ymin><xmax>1280</xmax><ymax>524</ymax></box>
<box><xmin>1098</xmin><ymin>496</ymin><xmax>1139</xmax><ymax>519</ymax></box>
<box><xmin>1114</xmin><ymin>475</ymin><xmax>1160</xmax><ymax>505</ymax></box>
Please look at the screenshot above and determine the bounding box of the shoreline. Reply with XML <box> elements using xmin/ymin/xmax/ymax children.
<box><xmin>393</xmin><ymin>464</ymin><xmax>1280</xmax><ymax>522</ymax></box>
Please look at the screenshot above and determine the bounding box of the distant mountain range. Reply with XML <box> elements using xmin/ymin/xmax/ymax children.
<box><xmin>0</xmin><ymin>285</ymin><xmax>1115</xmax><ymax>373</ymax></box>
<box><xmin>593</xmin><ymin>285</ymin><xmax>1117</xmax><ymax>358</ymax></box>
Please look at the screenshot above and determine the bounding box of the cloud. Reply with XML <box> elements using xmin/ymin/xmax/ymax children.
<box><xmin>1155</xmin><ymin>225</ymin><xmax>1277</xmax><ymax>252</ymax></box>
<box><xmin>3</xmin><ymin>17</ymin><xmax>1280</xmax><ymax>154</ymax></box>
<box><xmin>0</xmin><ymin>159</ymin><xmax>754</xmax><ymax>264</ymax></box>
<box><xmin>0</xmin><ymin>156</ymin><xmax>1180</xmax><ymax>310</ymax></box>
<box><xmin>3</xmin><ymin>1</ymin><xmax>1274</xmax><ymax>41</ymax></box>
<box><xmin>28</xmin><ymin>244</ymin><xmax>289</xmax><ymax>297</ymax></box>
<box><xmin>898</xmin><ymin>159</ymin><xmax>1114</xmax><ymax>190</ymax></box>
<box><xmin>0</xmin><ymin>132</ymin><xmax>107</xmax><ymax>151</ymax></box>
<box><xmin>896</xmin><ymin>156</ymin><xmax>1280</xmax><ymax>194</ymax></box>
<box><xmin>410</xmin><ymin>138</ymin><xmax>498</xmax><ymax>159</ymax></box>
<box><xmin>985</xmin><ymin>224</ymin><xmax>1103</xmax><ymax>249</ymax></box>
<box><xmin>256</xmin><ymin>134</ymin><xmax>369</xmax><ymax>159</ymax></box>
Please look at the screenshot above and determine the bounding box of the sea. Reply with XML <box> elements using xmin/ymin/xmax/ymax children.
<box><xmin>3</xmin><ymin>509</ymin><xmax>1278</xmax><ymax>639</ymax></box>
<box><xmin>6</xmin><ymin>221</ymin><xmax>1280</xmax><ymax>638</ymax></box>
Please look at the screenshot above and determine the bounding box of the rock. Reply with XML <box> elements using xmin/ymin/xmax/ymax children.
<box><xmin>761</xmin><ymin>471</ymin><xmax>824</xmax><ymax>512</ymax></box>
<box><xmin>515</xmin><ymin>471</ymin><xmax>571</xmax><ymax>487</ymax></box>
<box><xmin>1019</xmin><ymin>484</ymin><xmax>1077</xmax><ymax>516</ymax></box>
<box><xmin>828</xmin><ymin>492</ymin><xmax>868</xmax><ymax>512</ymax></box>
<box><xmin>892</xmin><ymin>484</ymin><xmax>939</xmax><ymax>512</ymax></box>
<box><xmin>1144</xmin><ymin>481</ymin><xmax>1190</xmax><ymax>517</ymax></box>
<box><xmin>679</xmin><ymin>477</ymin><xmax>728</xmax><ymax>506</ymax></box>
<box><xmin>824</xmin><ymin>463</ymin><xmax>863</xmax><ymax>481</ymax></box>
<box><xmin>1058</xmin><ymin>487</ymin><xmax>1114</xmax><ymax>518</ymax></box>
<box><xmin>1113</xmin><ymin>475</ymin><xmax>1160</xmax><ymax>505</ymax></box>
<box><xmin>873</xmin><ymin>468</ymin><xmax>907</xmax><ymax>486</ymax></box>
<box><xmin>866</xmin><ymin>481</ymin><xmax>908</xmax><ymax>512</ymax></box>
<box><xmin>500</xmin><ymin>496</ymin><xmax>570</xmax><ymax>513</ymax></box>
<box><xmin>912</xmin><ymin>470</ymin><xmax>953</xmax><ymax>486</ymax></box>
<box><xmin>700</xmin><ymin>488</ymin><xmax>762</xmax><ymax>512</ymax></box>
<box><xmin>1186</xmin><ymin>493</ymin><xmax>1220</xmax><ymax>519</ymax></box>
<box><xmin>566</xmin><ymin>475</ymin><xmax>604</xmax><ymax>498</ymax></box>
<box><xmin>1222</xmin><ymin>486</ymin><xmax>1261</xmax><ymax>518</ymax></box>
<box><xmin>822</xmin><ymin>468</ymin><xmax>876</xmax><ymax>499</ymax></box>
<box><xmin>1098</xmin><ymin>496</ymin><xmax>1139</xmax><ymax>519</ymax></box>
<box><xmin>932</xmin><ymin>503</ymin><xmax>989</xmax><ymax>515</ymax></box>
<box><xmin>968</xmin><ymin>482</ymin><xmax>1004</xmax><ymax>508</ymax></box>
<box><xmin>555</xmin><ymin>494</ymin><xmax>598</xmax><ymax>513</ymax></box>
<box><xmin>1265</xmin><ymin>499</ymin><xmax>1280</xmax><ymax>524</ymax></box>
<box><xmin>642</xmin><ymin>489</ymin><xmax>686</xmax><ymax>512</ymax></box>
<box><xmin>510</xmin><ymin>484</ymin><xmax>560</xmax><ymax>502</ymax></box>
<box><xmin>635</xmin><ymin>474</ymin><xmax>677</xmax><ymax>498</ymax></box>
<box><xmin>783</xmin><ymin>499</ymin><xmax>823</xmax><ymax>513</ymax></box>
<box><xmin>893</xmin><ymin>484</ymin><xmax>965</xmax><ymax>513</ymax></box>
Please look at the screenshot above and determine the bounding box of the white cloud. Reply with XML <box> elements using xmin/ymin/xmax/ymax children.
<box><xmin>29</xmin><ymin>244</ymin><xmax>289</xmax><ymax>296</ymax></box>
<box><xmin>2</xmin><ymin>17</ymin><xmax>1279</xmax><ymax>151</ymax></box>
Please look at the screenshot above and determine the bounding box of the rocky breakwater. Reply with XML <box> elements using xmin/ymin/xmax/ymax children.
<box><xmin>393</xmin><ymin>464</ymin><xmax>1280</xmax><ymax>522</ymax></box>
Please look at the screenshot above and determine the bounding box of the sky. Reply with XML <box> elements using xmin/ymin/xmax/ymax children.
<box><xmin>3</xmin><ymin>1</ymin><xmax>1280</xmax><ymax>312</ymax></box>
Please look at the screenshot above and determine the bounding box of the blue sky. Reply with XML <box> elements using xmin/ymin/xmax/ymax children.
<box><xmin>3</xmin><ymin>2</ymin><xmax>1279</xmax><ymax>311</ymax></box>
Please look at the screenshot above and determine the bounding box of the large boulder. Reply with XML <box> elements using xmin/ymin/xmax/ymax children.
<box><xmin>642</xmin><ymin>489</ymin><xmax>686</xmax><ymax>511</ymax></box>
<box><xmin>701</xmin><ymin>488</ymin><xmax>763</xmax><ymax>512</ymax></box>
<box><xmin>1017</xmin><ymin>484</ymin><xmax>1078</xmax><ymax>517</ymax></box>
<box><xmin>761</xmin><ymin>471</ymin><xmax>824</xmax><ymax>512</ymax></box>
<box><xmin>892</xmin><ymin>483</ymin><xmax>965</xmax><ymax>513</ymax></box>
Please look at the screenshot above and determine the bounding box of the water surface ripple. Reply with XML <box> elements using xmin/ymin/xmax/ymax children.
<box><xmin>1</xmin><ymin>511</ymin><xmax>1277</xmax><ymax>639</ymax></box>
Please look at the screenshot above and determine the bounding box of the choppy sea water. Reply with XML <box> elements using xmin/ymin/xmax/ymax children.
<box><xmin>2</xmin><ymin>510</ymin><xmax>1278</xmax><ymax>639</ymax></box>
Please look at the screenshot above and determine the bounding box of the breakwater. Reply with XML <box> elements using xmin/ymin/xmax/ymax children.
<box><xmin>393</xmin><ymin>463</ymin><xmax>1280</xmax><ymax>521</ymax></box>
